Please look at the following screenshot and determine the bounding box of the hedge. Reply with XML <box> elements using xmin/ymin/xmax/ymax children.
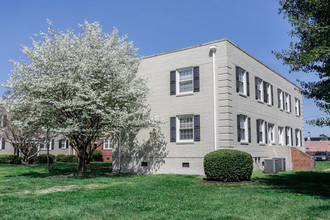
<box><xmin>34</xmin><ymin>154</ymin><xmax>55</xmax><ymax>164</ymax></box>
<box><xmin>91</xmin><ymin>150</ymin><xmax>103</xmax><ymax>161</ymax></box>
<box><xmin>61</xmin><ymin>155</ymin><xmax>78</xmax><ymax>162</ymax></box>
<box><xmin>204</xmin><ymin>149</ymin><xmax>253</xmax><ymax>182</ymax></box>
<box><xmin>0</xmin><ymin>154</ymin><xmax>21</xmax><ymax>164</ymax></box>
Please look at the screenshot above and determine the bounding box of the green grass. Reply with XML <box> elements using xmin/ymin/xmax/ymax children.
<box><xmin>0</xmin><ymin>162</ymin><xmax>329</xmax><ymax>220</ymax></box>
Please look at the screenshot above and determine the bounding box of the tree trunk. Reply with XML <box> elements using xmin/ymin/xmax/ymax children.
<box><xmin>78</xmin><ymin>150</ymin><xmax>86</xmax><ymax>174</ymax></box>
<box><xmin>21</xmin><ymin>158</ymin><xmax>29</xmax><ymax>165</ymax></box>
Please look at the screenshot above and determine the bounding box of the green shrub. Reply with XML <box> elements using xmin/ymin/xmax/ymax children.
<box><xmin>34</xmin><ymin>154</ymin><xmax>55</xmax><ymax>164</ymax></box>
<box><xmin>61</xmin><ymin>155</ymin><xmax>78</xmax><ymax>162</ymax></box>
<box><xmin>0</xmin><ymin>154</ymin><xmax>21</xmax><ymax>164</ymax></box>
<box><xmin>56</xmin><ymin>154</ymin><xmax>66</xmax><ymax>162</ymax></box>
<box><xmin>204</xmin><ymin>149</ymin><xmax>253</xmax><ymax>182</ymax></box>
<box><xmin>91</xmin><ymin>150</ymin><xmax>103</xmax><ymax>161</ymax></box>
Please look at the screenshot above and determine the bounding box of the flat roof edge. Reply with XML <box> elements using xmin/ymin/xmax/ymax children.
<box><xmin>141</xmin><ymin>38</ymin><xmax>301</xmax><ymax>90</ymax></box>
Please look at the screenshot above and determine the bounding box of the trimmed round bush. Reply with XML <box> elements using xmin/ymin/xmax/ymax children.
<box><xmin>204</xmin><ymin>149</ymin><xmax>253</xmax><ymax>182</ymax></box>
<box><xmin>34</xmin><ymin>154</ymin><xmax>55</xmax><ymax>164</ymax></box>
<box><xmin>0</xmin><ymin>154</ymin><xmax>21</xmax><ymax>164</ymax></box>
<box><xmin>56</xmin><ymin>154</ymin><xmax>66</xmax><ymax>162</ymax></box>
<box><xmin>91</xmin><ymin>150</ymin><xmax>103</xmax><ymax>161</ymax></box>
<box><xmin>61</xmin><ymin>155</ymin><xmax>78</xmax><ymax>162</ymax></box>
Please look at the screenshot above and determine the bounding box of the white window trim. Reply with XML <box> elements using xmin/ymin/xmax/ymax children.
<box><xmin>295</xmin><ymin>98</ymin><xmax>300</xmax><ymax>116</ymax></box>
<box><xmin>59</xmin><ymin>139</ymin><xmax>67</xmax><ymax>149</ymax></box>
<box><xmin>286</xmin><ymin>127</ymin><xmax>292</xmax><ymax>146</ymax></box>
<box><xmin>176</xmin><ymin>115</ymin><xmax>194</xmax><ymax>143</ymax></box>
<box><xmin>239</xmin><ymin>115</ymin><xmax>248</xmax><ymax>143</ymax></box>
<box><xmin>176</xmin><ymin>67</ymin><xmax>194</xmax><ymax>95</ymax></box>
<box><xmin>0</xmin><ymin>115</ymin><xmax>5</xmax><ymax>127</ymax></box>
<box><xmin>278</xmin><ymin>126</ymin><xmax>284</xmax><ymax>145</ymax></box>
<box><xmin>259</xmin><ymin>120</ymin><xmax>265</xmax><ymax>144</ymax></box>
<box><xmin>268</xmin><ymin>123</ymin><xmax>275</xmax><ymax>144</ymax></box>
<box><xmin>256</xmin><ymin>78</ymin><xmax>263</xmax><ymax>102</ymax></box>
<box><xmin>0</xmin><ymin>137</ymin><xmax>3</xmax><ymax>149</ymax></box>
<box><xmin>266</xmin><ymin>83</ymin><xmax>271</xmax><ymax>105</ymax></box>
<box><xmin>39</xmin><ymin>140</ymin><xmax>53</xmax><ymax>150</ymax></box>
<box><xmin>238</xmin><ymin>68</ymin><xmax>247</xmax><ymax>95</ymax></box>
<box><xmin>102</xmin><ymin>138</ymin><xmax>112</xmax><ymax>150</ymax></box>
<box><xmin>285</xmin><ymin>93</ymin><xmax>290</xmax><ymax>113</ymax></box>
<box><xmin>296</xmin><ymin>129</ymin><xmax>301</xmax><ymax>147</ymax></box>
<box><xmin>279</xmin><ymin>90</ymin><xmax>284</xmax><ymax>110</ymax></box>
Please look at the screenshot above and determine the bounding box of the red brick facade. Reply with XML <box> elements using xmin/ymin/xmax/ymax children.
<box><xmin>95</xmin><ymin>139</ymin><xmax>112</xmax><ymax>162</ymax></box>
<box><xmin>291</xmin><ymin>147</ymin><xmax>314</xmax><ymax>171</ymax></box>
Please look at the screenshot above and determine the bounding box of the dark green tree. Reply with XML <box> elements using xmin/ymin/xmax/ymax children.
<box><xmin>273</xmin><ymin>0</ymin><xmax>329</xmax><ymax>127</ymax></box>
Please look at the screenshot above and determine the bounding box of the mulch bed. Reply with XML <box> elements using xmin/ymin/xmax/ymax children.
<box><xmin>195</xmin><ymin>179</ymin><xmax>254</xmax><ymax>185</ymax></box>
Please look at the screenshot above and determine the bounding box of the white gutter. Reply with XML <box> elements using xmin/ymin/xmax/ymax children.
<box><xmin>210</xmin><ymin>45</ymin><xmax>217</xmax><ymax>151</ymax></box>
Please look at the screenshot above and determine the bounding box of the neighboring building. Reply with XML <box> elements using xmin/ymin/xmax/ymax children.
<box><xmin>305</xmin><ymin>136</ymin><xmax>330</xmax><ymax>160</ymax></box>
<box><xmin>113</xmin><ymin>39</ymin><xmax>311</xmax><ymax>174</ymax></box>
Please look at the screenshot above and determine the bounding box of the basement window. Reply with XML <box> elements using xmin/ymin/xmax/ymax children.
<box><xmin>141</xmin><ymin>162</ymin><xmax>148</xmax><ymax>167</ymax></box>
<box><xmin>182</xmin><ymin>162</ymin><xmax>190</xmax><ymax>168</ymax></box>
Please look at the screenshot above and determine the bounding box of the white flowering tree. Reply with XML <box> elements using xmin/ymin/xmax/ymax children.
<box><xmin>1</xmin><ymin>20</ymin><xmax>158</xmax><ymax>173</ymax></box>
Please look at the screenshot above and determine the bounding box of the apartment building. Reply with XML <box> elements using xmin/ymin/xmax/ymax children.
<box><xmin>113</xmin><ymin>39</ymin><xmax>307</xmax><ymax>174</ymax></box>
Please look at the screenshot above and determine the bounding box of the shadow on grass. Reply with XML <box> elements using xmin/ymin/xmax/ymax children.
<box><xmin>254</xmin><ymin>171</ymin><xmax>330</xmax><ymax>199</ymax></box>
<box><xmin>12</xmin><ymin>162</ymin><xmax>133</xmax><ymax>179</ymax></box>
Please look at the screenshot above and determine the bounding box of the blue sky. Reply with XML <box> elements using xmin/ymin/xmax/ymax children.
<box><xmin>0</xmin><ymin>0</ymin><xmax>328</xmax><ymax>137</ymax></box>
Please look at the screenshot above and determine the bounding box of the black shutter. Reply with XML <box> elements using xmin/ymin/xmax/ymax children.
<box><xmin>193</xmin><ymin>66</ymin><xmax>200</xmax><ymax>92</ymax></box>
<box><xmin>246</xmin><ymin>72</ymin><xmax>250</xmax><ymax>96</ymax></box>
<box><xmin>289</xmin><ymin>95</ymin><xmax>292</xmax><ymax>112</ymax></box>
<box><xmin>101</xmin><ymin>139</ymin><xmax>104</xmax><ymax>149</ymax></box>
<box><xmin>277</xmin><ymin>89</ymin><xmax>281</xmax><ymax>108</ymax></box>
<box><xmin>282</xmin><ymin>92</ymin><xmax>285</xmax><ymax>109</ymax></box>
<box><xmin>263</xmin><ymin>81</ymin><xmax>267</xmax><ymax>102</ymax></box>
<box><xmin>236</xmin><ymin>67</ymin><xmax>239</xmax><ymax>93</ymax></box>
<box><xmin>255</xmin><ymin>77</ymin><xmax>258</xmax><ymax>99</ymax></box>
<box><xmin>51</xmin><ymin>139</ymin><xmax>54</xmax><ymax>150</ymax></box>
<box><xmin>170</xmin><ymin>117</ymin><xmax>176</xmax><ymax>142</ymax></box>
<box><xmin>194</xmin><ymin>115</ymin><xmax>200</xmax><ymax>141</ymax></box>
<box><xmin>285</xmin><ymin>127</ymin><xmax>288</xmax><ymax>145</ymax></box>
<box><xmin>271</xmin><ymin>85</ymin><xmax>274</xmax><ymax>106</ymax></box>
<box><xmin>237</xmin><ymin>115</ymin><xmax>241</xmax><ymax>142</ymax></box>
<box><xmin>300</xmin><ymin>130</ymin><xmax>302</xmax><ymax>146</ymax></box>
<box><xmin>298</xmin><ymin>99</ymin><xmax>301</xmax><ymax>116</ymax></box>
<box><xmin>248</xmin><ymin>117</ymin><xmax>251</xmax><ymax>143</ymax></box>
<box><xmin>170</xmin><ymin>71</ymin><xmax>176</xmax><ymax>95</ymax></box>
<box><xmin>265</xmin><ymin>122</ymin><xmax>268</xmax><ymax>144</ymax></box>
<box><xmin>58</xmin><ymin>139</ymin><xmax>62</xmax><ymax>148</ymax></box>
<box><xmin>3</xmin><ymin>115</ymin><xmax>7</xmax><ymax>127</ymax></box>
<box><xmin>2</xmin><ymin>138</ymin><xmax>5</xmax><ymax>149</ymax></box>
<box><xmin>66</xmin><ymin>140</ymin><xmax>69</xmax><ymax>148</ymax></box>
<box><xmin>0</xmin><ymin>114</ymin><xmax>3</xmax><ymax>127</ymax></box>
<box><xmin>256</xmin><ymin>120</ymin><xmax>260</xmax><ymax>143</ymax></box>
<box><xmin>291</xmin><ymin>128</ymin><xmax>293</xmax><ymax>146</ymax></box>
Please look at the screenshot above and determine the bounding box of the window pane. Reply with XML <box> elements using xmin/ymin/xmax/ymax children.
<box><xmin>179</xmin><ymin>69</ymin><xmax>192</xmax><ymax>81</ymax></box>
<box><xmin>179</xmin><ymin>81</ymin><xmax>193</xmax><ymax>93</ymax></box>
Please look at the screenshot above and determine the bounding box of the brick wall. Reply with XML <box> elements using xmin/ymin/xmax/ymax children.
<box><xmin>291</xmin><ymin>147</ymin><xmax>314</xmax><ymax>170</ymax></box>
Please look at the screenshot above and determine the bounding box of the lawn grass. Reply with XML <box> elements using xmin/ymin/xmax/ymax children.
<box><xmin>0</xmin><ymin>162</ymin><xmax>329</xmax><ymax>219</ymax></box>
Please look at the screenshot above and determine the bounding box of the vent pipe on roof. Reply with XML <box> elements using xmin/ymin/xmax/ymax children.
<box><xmin>210</xmin><ymin>45</ymin><xmax>217</xmax><ymax>151</ymax></box>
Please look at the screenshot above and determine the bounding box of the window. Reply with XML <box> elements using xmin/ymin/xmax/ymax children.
<box><xmin>295</xmin><ymin>129</ymin><xmax>302</xmax><ymax>147</ymax></box>
<box><xmin>286</xmin><ymin>127</ymin><xmax>292</xmax><ymax>146</ymax></box>
<box><xmin>0</xmin><ymin>137</ymin><xmax>5</xmax><ymax>150</ymax></box>
<box><xmin>0</xmin><ymin>114</ymin><xmax>6</xmax><ymax>127</ymax></box>
<box><xmin>278</xmin><ymin>89</ymin><xmax>284</xmax><ymax>110</ymax></box>
<box><xmin>267</xmin><ymin>123</ymin><xmax>275</xmax><ymax>144</ymax></box>
<box><xmin>257</xmin><ymin>119</ymin><xmax>265</xmax><ymax>144</ymax></box>
<box><xmin>265</xmin><ymin>83</ymin><xmax>272</xmax><ymax>105</ymax></box>
<box><xmin>39</xmin><ymin>140</ymin><xmax>53</xmax><ymax>150</ymax></box>
<box><xmin>102</xmin><ymin>139</ymin><xmax>112</xmax><ymax>149</ymax></box>
<box><xmin>238</xmin><ymin>68</ymin><xmax>245</xmax><ymax>94</ymax></box>
<box><xmin>284</xmin><ymin>93</ymin><xmax>291</xmax><ymax>112</ymax></box>
<box><xmin>239</xmin><ymin>115</ymin><xmax>248</xmax><ymax>142</ymax></box>
<box><xmin>295</xmin><ymin>98</ymin><xmax>300</xmax><ymax>116</ymax></box>
<box><xmin>59</xmin><ymin>139</ymin><xmax>67</xmax><ymax>149</ymax></box>
<box><xmin>278</xmin><ymin>127</ymin><xmax>284</xmax><ymax>145</ymax></box>
<box><xmin>177</xmin><ymin>67</ymin><xmax>193</xmax><ymax>94</ymax></box>
<box><xmin>177</xmin><ymin>115</ymin><xmax>194</xmax><ymax>141</ymax></box>
<box><xmin>256</xmin><ymin>78</ymin><xmax>263</xmax><ymax>101</ymax></box>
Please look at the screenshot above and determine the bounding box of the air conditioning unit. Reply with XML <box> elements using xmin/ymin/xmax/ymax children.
<box><xmin>263</xmin><ymin>159</ymin><xmax>279</xmax><ymax>174</ymax></box>
<box><xmin>273</xmin><ymin>158</ymin><xmax>286</xmax><ymax>172</ymax></box>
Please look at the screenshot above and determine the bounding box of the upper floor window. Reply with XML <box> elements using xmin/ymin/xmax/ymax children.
<box><xmin>278</xmin><ymin>89</ymin><xmax>284</xmax><ymax>110</ymax></box>
<box><xmin>284</xmin><ymin>93</ymin><xmax>291</xmax><ymax>112</ymax></box>
<box><xmin>264</xmin><ymin>82</ymin><xmax>273</xmax><ymax>105</ymax></box>
<box><xmin>170</xmin><ymin>67</ymin><xmax>200</xmax><ymax>95</ymax></box>
<box><xmin>101</xmin><ymin>139</ymin><xmax>112</xmax><ymax>149</ymax></box>
<box><xmin>255</xmin><ymin>78</ymin><xmax>263</xmax><ymax>101</ymax></box>
<box><xmin>178</xmin><ymin>67</ymin><xmax>193</xmax><ymax>94</ymax></box>
<box><xmin>236</xmin><ymin>67</ymin><xmax>249</xmax><ymax>96</ymax></box>
<box><xmin>278</xmin><ymin>126</ymin><xmax>284</xmax><ymax>145</ymax></box>
<box><xmin>295</xmin><ymin>98</ymin><xmax>300</xmax><ymax>116</ymax></box>
<box><xmin>0</xmin><ymin>114</ymin><xmax>7</xmax><ymax>127</ymax></box>
<box><xmin>267</xmin><ymin>123</ymin><xmax>275</xmax><ymax>144</ymax></box>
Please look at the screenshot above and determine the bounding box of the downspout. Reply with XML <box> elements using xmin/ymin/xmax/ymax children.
<box><xmin>118</xmin><ymin>132</ymin><xmax>121</xmax><ymax>172</ymax></box>
<box><xmin>209</xmin><ymin>45</ymin><xmax>217</xmax><ymax>151</ymax></box>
